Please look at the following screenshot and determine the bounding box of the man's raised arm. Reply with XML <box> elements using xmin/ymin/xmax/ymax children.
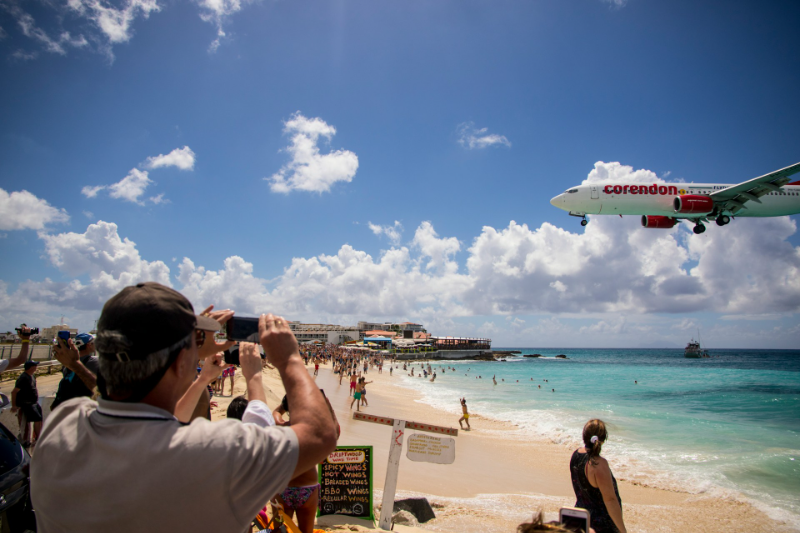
<box><xmin>258</xmin><ymin>314</ymin><xmax>337</xmax><ymax>478</ymax></box>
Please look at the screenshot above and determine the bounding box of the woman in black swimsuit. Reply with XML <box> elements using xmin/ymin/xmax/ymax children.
<box><xmin>569</xmin><ymin>419</ymin><xmax>626</xmax><ymax>533</ymax></box>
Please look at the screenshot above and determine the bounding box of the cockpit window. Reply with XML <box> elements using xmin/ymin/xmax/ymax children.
<box><xmin>567</xmin><ymin>189</ymin><xmax>578</xmax><ymax>193</ymax></box>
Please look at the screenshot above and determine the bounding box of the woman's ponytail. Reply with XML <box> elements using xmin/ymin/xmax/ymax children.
<box><xmin>583</xmin><ymin>419</ymin><xmax>608</xmax><ymax>464</ymax></box>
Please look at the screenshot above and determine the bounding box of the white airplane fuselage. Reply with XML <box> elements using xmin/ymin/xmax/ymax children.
<box><xmin>550</xmin><ymin>183</ymin><xmax>800</xmax><ymax>218</ymax></box>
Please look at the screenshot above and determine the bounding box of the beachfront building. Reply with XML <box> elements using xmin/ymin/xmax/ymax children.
<box><xmin>40</xmin><ymin>323</ymin><xmax>79</xmax><ymax>342</ymax></box>
<box><xmin>357</xmin><ymin>321</ymin><xmax>427</xmax><ymax>340</ymax></box>
<box><xmin>432</xmin><ymin>336</ymin><xmax>492</xmax><ymax>350</ymax></box>
<box><xmin>288</xmin><ymin>322</ymin><xmax>360</xmax><ymax>345</ymax></box>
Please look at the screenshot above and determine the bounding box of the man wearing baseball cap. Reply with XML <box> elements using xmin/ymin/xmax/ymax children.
<box><xmin>50</xmin><ymin>332</ymin><xmax>100</xmax><ymax>410</ymax></box>
<box><xmin>11</xmin><ymin>360</ymin><xmax>42</xmax><ymax>447</ymax></box>
<box><xmin>31</xmin><ymin>282</ymin><xmax>337</xmax><ymax>533</ymax></box>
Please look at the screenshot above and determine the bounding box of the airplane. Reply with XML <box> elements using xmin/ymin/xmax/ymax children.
<box><xmin>550</xmin><ymin>162</ymin><xmax>800</xmax><ymax>234</ymax></box>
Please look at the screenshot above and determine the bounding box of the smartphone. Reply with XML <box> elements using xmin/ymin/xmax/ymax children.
<box><xmin>57</xmin><ymin>330</ymin><xmax>71</xmax><ymax>343</ymax></box>
<box><xmin>226</xmin><ymin>316</ymin><xmax>260</xmax><ymax>343</ymax></box>
<box><xmin>222</xmin><ymin>345</ymin><xmax>267</xmax><ymax>366</ymax></box>
<box><xmin>559</xmin><ymin>507</ymin><xmax>590</xmax><ymax>533</ymax></box>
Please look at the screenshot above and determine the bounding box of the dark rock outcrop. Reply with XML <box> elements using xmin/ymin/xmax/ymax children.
<box><xmin>524</xmin><ymin>354</ymin><xmax>542</xmax><ymax>358</ymax></box>
<box><xmin>393</xmin><ymin>497</ymin><xmax>436</xmax><ymax>523</ymax></box>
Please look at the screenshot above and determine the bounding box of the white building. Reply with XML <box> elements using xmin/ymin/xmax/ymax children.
<box><xmin>289</xmin><ymin>323</ymin><xmax>360</xmax><ymax>345</ymax></box>
<box><xmin>41</xmin><ymin>324</ymin><xmax>79</xmax><ymax>341</ymax></box>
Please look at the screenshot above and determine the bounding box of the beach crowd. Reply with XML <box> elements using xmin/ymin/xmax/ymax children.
<box><xmin>3</xmin><ymin>281</ymin><xmax>626</xmax><ymax>533</ymax></box>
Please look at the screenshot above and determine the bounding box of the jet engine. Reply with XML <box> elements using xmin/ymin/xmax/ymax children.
<box><xmin>673</xmin><ymin>195</ymin><xmax>713</xmax><ymax>214</ymax></box>
<box><xmin>641</xmin><ymin>215</ymin><xmax>678</xmax><ymax>229</ymax></box>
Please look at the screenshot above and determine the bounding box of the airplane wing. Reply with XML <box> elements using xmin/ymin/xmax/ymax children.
<box><xmin>710</xmin><ymin>161</ymin><xmax>800</xmax><ymax>215</ymax></box>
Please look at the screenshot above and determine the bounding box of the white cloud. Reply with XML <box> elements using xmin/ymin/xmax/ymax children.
<box><xmin>457</xmin><ymin>122</ymin><xmax>511</xmax><ymax>150</ymax></box>
<box><xmin>84</xmin><ymin>147</ymin><xmax>194</xmax><ymax>205</ymax></box>
<box><xmin>67</xmin><ymin>0</ymin><xmax>160</xmax><ymax>45</ymax></box>
<box><xmin>0</xmin><ymin>188</ymin><xmax>69</xmax><ymax>230</ymax></box>
<box><xmin>4</xmin><ymin>162</ymin><xmax>800</xmax><ymax>347</ymax></box>
<box><xmin>81</xmin><ymin>185</ymin><xmax>106</xmax><ymax>198</ymax></box>
<box><xmin>1</xmin><ymin>0</ymin><xmax>158</xmax><ymax>61</ymax></box>
<box><xmin>6</xmin><ymin>6</ymin><xmax>88</xmax><ymax>55</ymax></box>
<box><xmin>194</xmin><ymin>0</ymin><xmax>249</xmax><ymax>52</ymax></box>
<box><xmin>267</xmin><ymin>112</ymin><xmax>359</xmax><ymax>194</ymax></box>
<box><xmin>144</xmin><ymin>146</ymin><xmax>196</xmax><ymax>171</ymax></box>
<box><xmin>369</xmin><ymin>221</ymin><xmax>403</xmax><ymax>246</ymax></box>
<box><xmin>10</xmin><ymin>48</ymin><xmax>38</xmax><ymax>61</ymax></box>
<box><xmin>582</xmin><ymin>160</ymin><xmax>664</xmax><ymax>185</ymax></box>
<box><xmin>108</xmin><ymin>168</ymin><xmax>152</xmax><ymax>204</ymax></box>
<box><xmin>83</xmin><ymin>210</ymin><xmax>94</xmax><ymax>219</ymax></box>
<box><xmin>0</xmin><ymin>221</ymin><xmax>171</xmax><ymax>323</ymax></box>
<box><xmin>412</xmin><ymin>221</ymin><xmax>461</xmax><ymax>273</ymax></box>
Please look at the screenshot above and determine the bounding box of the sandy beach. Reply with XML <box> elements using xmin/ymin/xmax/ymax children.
<box><xmin>235</xmin><ymin>359</ymin><xmax>795</xmax><ymax>533</ymax></box>
<box><xmin>2</xmin><ymin>360</ymin><xmax>794</xmax><ymax>533</ymax></box>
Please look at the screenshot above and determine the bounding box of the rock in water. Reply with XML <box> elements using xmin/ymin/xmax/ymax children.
<box><xmin>393</xmin><ymin>497</ymin><xmax>436</xmax><ymax>523</ymax></box>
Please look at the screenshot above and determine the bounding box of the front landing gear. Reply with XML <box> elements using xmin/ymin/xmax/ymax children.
<box><xmin>580</xmin><ymin>217</ymin><xmax>588</xmax><ymax>227</ymax></box>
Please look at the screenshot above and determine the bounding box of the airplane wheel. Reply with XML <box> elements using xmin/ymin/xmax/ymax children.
<box><xmin>715</xmin><ymin>215</ymin><xmax>730</xmax><ymax>226</ymax></box>
<box><xmin>693</xmin><ymin>225</ymin><xmax>706</xmax><ymax>234</ymax></box>
<box><xmin>580</xmin><ymin>219</ymin><xmax>588</xmax><ymax>227</ymax></box>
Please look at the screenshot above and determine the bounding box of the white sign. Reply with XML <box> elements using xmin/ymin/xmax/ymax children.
<box><xmin>406</xmin><ymin>433</ymin><xmax>456</xmax><ymax>464</ymax></box>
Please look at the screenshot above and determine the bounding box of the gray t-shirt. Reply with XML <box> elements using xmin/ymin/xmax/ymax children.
<box><xmin>31</xmin><ymin>397</ymin><xmax>299</xmax><ymax>532</ymax></box>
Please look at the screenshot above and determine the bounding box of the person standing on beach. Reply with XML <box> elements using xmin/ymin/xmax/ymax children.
<box><xmin>458</xmin><ymin>397</ymin><xmax>470</xmax><ymax>430</ymax></box>
<box><xmin>31</xmin><ymin>282</ymin><xmax>337</xmax><ymax>533</ymax></box>
<box><xmin>350</xmin><ymin>379</ymin><xmax>363</xmax><ymax>411</ymax></box>
<box><xmin>570</xmin><ymin>419</ymin><xmax>626</xmax><ymax>533</ymax></box>
<box><xmin>349</xmin><ymin>372</ymin><xmax>357</xmax><ymax>396</ymax></box>
<box><xmin>272</xmin><ymin>391</ymin><xmax>340</xmax><ymax>533</ymax></box>
<box><xmin>359</xmin><ymin>377</ymin><xmax>373</xmax><ymax>408</ymax></box>
<box><xmin>11</xmin><ymin>360</ymin><xmax>42</xmax><ymax>447</ymax></box>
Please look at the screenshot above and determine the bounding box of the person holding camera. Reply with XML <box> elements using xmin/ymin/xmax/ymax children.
<box><xmin>30</xmin><ymin>282</ymin><xmax>338</xmax><ymax>533</ymax></box>
<box><xmin>0</xmin><ymin>324</ymin><xmax>35</xmax><ymax>373</ymax></box>
<box><xmin>51</xmin><ymin>332</ymin><xmax>100</xmax><ymax>410</ymax></box>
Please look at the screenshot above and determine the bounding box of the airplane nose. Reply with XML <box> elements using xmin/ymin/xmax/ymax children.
<box><xmin>550</xmin><ymin>194</ymin><xmax>563</xmax><ymax>207</ymax></box>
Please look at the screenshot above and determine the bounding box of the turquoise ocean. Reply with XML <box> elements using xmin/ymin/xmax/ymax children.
<box><xmin>392</xmin><ymin>348</ymin><xmax>800</xmax><ymax>527</ymax></box>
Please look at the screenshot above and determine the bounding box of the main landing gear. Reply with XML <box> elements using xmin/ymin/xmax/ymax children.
<box><xmin>716</xmin><ymin>215</ymin><xmax>731</xmax><ymax>226</ymax></box>
<box><xmin>693</xmin><ymin>223</ymin><xmax>706</xmax><ymax>235</ymax></box>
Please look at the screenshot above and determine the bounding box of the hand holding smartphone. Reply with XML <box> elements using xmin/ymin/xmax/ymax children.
<box><xmin>226</xmin><ymin>316</ymin><xmax>260</xmax><ymax>343</ymax></box>
<box><xmin>559</xmin><ymin>507</ymin><xmax>590</xmax><ymax>533</ymax></box>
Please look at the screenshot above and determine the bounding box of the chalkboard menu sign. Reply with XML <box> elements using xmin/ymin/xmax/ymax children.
<box><xmin>318</xmin><ymin>446</ymin><xmax>373</xmax><ymax>519</ymax></box>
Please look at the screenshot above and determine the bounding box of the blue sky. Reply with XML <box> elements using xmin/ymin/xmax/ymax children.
<box><xmin>1</xmin><ymin>0</ymin><xmax>799</xmax><ymax>348</ymax></box>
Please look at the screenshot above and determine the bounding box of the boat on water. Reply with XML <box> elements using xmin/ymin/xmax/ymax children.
<box><xmin>684</xmin><ymin>338</ymin><xmax>709</xmax><ymax>358</ymax></box>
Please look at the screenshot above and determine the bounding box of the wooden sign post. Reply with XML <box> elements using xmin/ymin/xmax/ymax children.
<box><xmin>351</xmin><ymin>412</ymin><xmax>458</xmax><ymax>530</ymax></box>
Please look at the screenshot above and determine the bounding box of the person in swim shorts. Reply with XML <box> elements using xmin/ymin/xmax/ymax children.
<box><xmin>459</xmin><ymin>397</ymin><xmax>471</xmax><ymax>430</ymax></box>
<box><xmin>220</xmin><ymin>364</ymin><xmax>235</xmax><ymax>396</ymax></box>
<box><xmin>350</xmin><ymin>379</ymin><xmax>363</xmax><ymax>411</ymax></box>
<box><xmin>273</xmin><ymin>393</ymin><xmax>340</xmax><ymax>533</ymax></box>
<box><xmin>349</xmin><ymin>373</ymin><xmax>357</xmax><ymax>396</ymax></box>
